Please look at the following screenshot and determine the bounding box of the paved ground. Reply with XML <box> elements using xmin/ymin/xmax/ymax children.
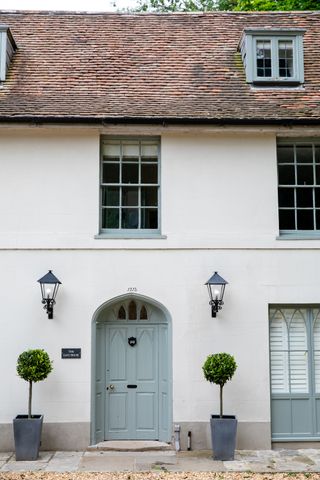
<box><xmin>1</xmin><ymin>449</ymin><xmax>320</xmax><ymax>472</ymax></box>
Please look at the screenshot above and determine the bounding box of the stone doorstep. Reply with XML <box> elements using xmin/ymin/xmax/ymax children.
<box><xmin>87</xmin><ymin>440</ymin><xmax>174</xmax><ymax>452</ymax></box>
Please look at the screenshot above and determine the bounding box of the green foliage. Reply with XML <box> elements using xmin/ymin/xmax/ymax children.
<box><xmin>17</xmin><ymin>349</ymin><xmax>53</xmax><ymax>383</ymax></box>
<box><xmin>202</xmin><ymin>352</ymin><xmax>237</xmax><ymax>387</ymax></box>
<box><xmin>233</xmin><ymin>0</ymin><xmax>320</xmax><ymax>10</ymax></box>
<box><xmin>129</xmin><ymin>0</ymin><xmax>319</xmax><ymax>11</ymax></box>
<box><xmin>134</xmin><ymin>0</ymin><xmax>217</xmax><ymax>11</ymax></box>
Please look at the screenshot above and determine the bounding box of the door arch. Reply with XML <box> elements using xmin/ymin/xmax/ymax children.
<box><xmin>91</xmin><ymin>294</ymin><xmax>172</xmax><ymax>444</ymax></box>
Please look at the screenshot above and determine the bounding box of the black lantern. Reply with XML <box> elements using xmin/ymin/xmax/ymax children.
<box><xmin>38</xmin><ymin>270</ymin><xmax>61</xmax><ymax>319</ymax></box>
<box><xmin>205</xmin><ymin>271</ymin><xmax>228</xmax><ymax>318</ymax></box>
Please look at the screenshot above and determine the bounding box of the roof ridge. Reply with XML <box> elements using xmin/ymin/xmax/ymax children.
<box><xmin>0</xmin><ymin>9</ymin><xmax>319</xmax><ymax>15</ymax></box>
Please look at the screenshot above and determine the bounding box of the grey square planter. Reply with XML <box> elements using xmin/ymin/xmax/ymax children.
<box><xmin>210</xmin><ymin>415</ymin><xmax>237</xmax><ymax>461</ymax></box>
<box><xmin>13</xmin><ymin>415</ymin><xmax>43</xmax><ymax>461</ymax></box>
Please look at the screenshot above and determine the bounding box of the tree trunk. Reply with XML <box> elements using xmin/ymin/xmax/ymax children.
<box><xmin>220</xmin><ymin>384</ymin><xmax>223</xmax><ymax>418</ymax></box>
<box><xmin>28</xmin><ymin>381</ymin><xmax>32</xmax><ymax>418</ymax></box>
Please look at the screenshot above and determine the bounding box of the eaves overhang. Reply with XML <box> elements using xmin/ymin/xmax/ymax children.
<box><xmin>0</xmin><ymin>115</ymin><xmax>320</xmax><ymax>127</ymax></box>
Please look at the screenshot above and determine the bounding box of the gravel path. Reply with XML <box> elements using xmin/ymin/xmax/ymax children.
<box><xmin>0</xmin><ymin>473</ymin><xmax>318</xmax><ymax>480</ymax></box>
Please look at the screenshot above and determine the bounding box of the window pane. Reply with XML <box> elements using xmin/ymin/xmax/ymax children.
<box><xmin>277</xmin><ymin>145</ymin><xmax>294</xmax><ymax>163</ymax></box>
<box><xmin>316</xmin><ymin>210</ymin><xmax>320</xmax><ymax>230</ymax></box>
<box><xmin>122</xmin><ymin>187</ymin><xmax>138</xmax><ymax>206</ymax></box>
<box><xmin>122</xmin><ymin>208</ymin><xmax>138</xmax><ymax>229</ymax></box>
<box><xmin>256</xmin><ymin>40</ymin><xmax>271</xmax><ymax>77</ymax></box>
<box><xmin>122</xmin><ymin>164</ymin><xmax>139</xmax><ymax>184</ymax></box>
<box><xmin>118</xmin><ymin>306</ymin><xmax>126</xmax><ymax>320</ymax></box>
<box><xmin>278</xmin><ymin>40</ymin><xmax>293</xmax><ymax>78</ymax></box>
<box><xmin>141</xmin><ymin>208</ymin><xmax>158</xmax><ymax>229</ymax></box>
<box><xmin>141</xmin><ymin>143</ymin><xmax>158</xmax><ymax>160</ymax></box>
<box><xmin>122</xmin><ymin>143</ymin><xmax>139</xmax><ymax>161</ymax></box>
<box><xmin>102</xmin><ymin>142</ymin><xmax>120</xmax><ymax>159</ymax></box>
<box><xmin>279</xmin><ymin>209</ymin><xmax>295</xmax><ymax>230</ymax></box>
<box><xmin>141</xmin><ymin>187</ymin><xmax>158</xmax><ymax>206</ymax></box>
<box><xmin>102</xmin><ymin>209</ymin><xmax>119</xmax><ymax>229</ymax></box>
<box><xmin>103</xmin><ymin>163</ymin><xmax>120</xmax><ymax>184</ymax></box>
<box><xmin>141</xmin><ymin>164</ymin><xmax>157</xmax><ymax>183</ymax></box>
<box><xmin>316</xmin><ymin>165</ymin><xmax>320</xmax><ymax>184</ymax></box>
<box><xmin>128</xmin><ymin>301</ymin><xmax>137</xmax><ymax>320</ymax></box>
<box><xmin>315</xmin><ymin>146</ymin><xmax>320</xmax><ymax>163</ymax></box>
<box><xmin>278</xmin><ymin>188</ymin><xmax>294</xmax><ymax>207</ymax></box>
<box><xmin>296</xmin><ymin>188</ymin><xmax>313</xmax><ymax>208</ymax></box>
<box><xmin>140</xmin><ymin>305</ymin><xmax>148</xmax><ymax>320</ymax></box>
<box><xmin>315</xmin><ymin>189</ymin><xmax>320</xmax><ymax>207</ymax></box>
<box><xmin>297</xmin><ymin>209</ymin><xmax>314</xmax><ymax>230</ymax></box>
<box><xmin>297</xmin><ymin>165</ymin><xmax>314</xmax><ymax>185</ymax></box>
<box><xmin>296</xmin><ymin>146</ymin><xmax>313</xmax><ymax>163</ymax></box>
<box><xmin>102</xmin><ymin>187</ymin><xmax>119</xmax><ymax>207</ymax></box>
<box><xmin>278</xmin><ymin>165</ymin><xmax>295</xmax><ymax>185</ymax></box>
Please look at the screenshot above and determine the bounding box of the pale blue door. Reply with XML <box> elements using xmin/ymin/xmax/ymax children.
<box><xmin>270</xmin><ymin>307</ymin><xmax>320</xmax><ymax>440</ymax></box>
<box><xmin>105</xmin><ymin>324</ymin><xmax>159</xmax><ymax>439</ymax></box>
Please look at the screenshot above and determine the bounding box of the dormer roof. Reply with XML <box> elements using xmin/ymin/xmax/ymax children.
<box><xmin>0</xmin><ymin>10</ymin><xmax>319</xmax><ymax>124</ymax></box>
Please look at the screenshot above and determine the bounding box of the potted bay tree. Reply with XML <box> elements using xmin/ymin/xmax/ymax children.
<box><xmin>13</xmin><ymin>349</ymin><xmax>53</xmax><ymax>460</ymax></box>
<box><xmin>202</xmin><ymin>352</ymin><xmax>237</xmax><ymax>461</ymax></box>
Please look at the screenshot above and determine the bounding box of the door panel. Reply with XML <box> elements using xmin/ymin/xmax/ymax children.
<box><xmin>105</xmin><ymin>324</ymin><xmax>159</xmax><ymax>440</ymax></box>
<box><xmin>292</xmin><ymin>398</ymin><xmax>312</xmax><ymax>434</ymax></box>
<box><xmin>95</xmin><ymin>323</ymin><xmax>105</xmax><ymax>443</ymax></box>
<box><xmin>109</xmin><ymin>328</ymin><xmax>127</xmax><ymax>380</ymax></box>
<box><xmin>271</xmin><ymin>398</ymin><xmax>291</xmax><ymax>435</ymax></box>
<box><xmin>105</xmin><ymin>326</ymin><xmax>130</xmax><ymax>438</ymax></box>
<box><xmin>136</xmin><ymin>393</ymin><xmax>155</xmax><ymax>430</ymax></box>
<box><xmin>108</xmin><ymin>394</ymin><xmax>127</xmax><ymax>430</ymax></box>
<box><xmin>270</xmin><ymin>307</ymin><xmax>320</xmax><ymax>439</ymax></box>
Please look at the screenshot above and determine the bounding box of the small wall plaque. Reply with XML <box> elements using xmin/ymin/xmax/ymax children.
<box><xmin>61</xmin><ymin>348</ymin><xmax>81</xmax><ymax>359</ymax></box>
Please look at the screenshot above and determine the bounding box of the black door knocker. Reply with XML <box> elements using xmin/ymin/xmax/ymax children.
<box><xmin>128</xmin><ymin>336</ymin><xmax>137</xmax><ymax>347</ymax></box>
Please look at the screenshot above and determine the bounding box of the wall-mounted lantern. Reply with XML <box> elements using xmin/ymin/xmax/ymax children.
<box><xmin>37</xmin><ymin>270</ymin><xmax>62</xmax><ymax>319</ymax></box>
<box><xmin>205</xmin><ymin>271</ymin><xmax>228</xmax><ymax>318</ymax></box>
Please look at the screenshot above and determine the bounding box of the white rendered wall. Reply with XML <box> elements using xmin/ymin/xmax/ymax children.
<box><xmin>0</xmin><ymin>126</ymin><xmax>319</xmax><ymax>438</ymax></box>
<box><xmin>0</xmin><ymin>127</ymin><xmax>283</xmax><ymax>249</ymax></box>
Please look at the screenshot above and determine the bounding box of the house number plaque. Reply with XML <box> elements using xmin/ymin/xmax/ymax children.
<box><xmin>61</xmin><ymin>348</ymin><xmax>81</xmax><ymax>359</ymax></box>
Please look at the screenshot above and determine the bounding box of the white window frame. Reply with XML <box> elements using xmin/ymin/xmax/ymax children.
<box><xmin>98</xmin><ymin>136</ymin><xmax>161</xmax><ymax>238</ymax></box>
<box><xmin>241</xmin><ymin>29</ymin><xmax>305</xmax><ymax>85</ymax></box>
<box><xmin>277</xmin><ymin>138</ymin><xmax>320</xmax><ymax>238</ymax></box>
<box><xmin>0</xmin><ymin>26</ymin><xmax>17</xmax><ymax>82</ymax></box>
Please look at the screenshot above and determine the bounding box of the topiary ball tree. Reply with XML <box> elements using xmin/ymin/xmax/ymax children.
<box><xmin>202</xmin><ymin>352</ymin><xmax>237</xmax><ymax>418</ymax></box>
<box><xmin>16</xmin><ymin>349</ymin><xmax>53</xmax><ymax>419</ymax></box>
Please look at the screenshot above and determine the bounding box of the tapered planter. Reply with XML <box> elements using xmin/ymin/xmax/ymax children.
<box><xmin>210</xmin><ymin>415</ymin><xmax>237</xmax><ymax>461</ymax></box>
<box><xmin>13</xmin><ymin>415</ymin><xmax>43</xmax><ymax>460</ymax></box>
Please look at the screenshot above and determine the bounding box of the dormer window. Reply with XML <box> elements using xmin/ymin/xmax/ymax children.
<box><xmin>0</xmin><ymin>26</ymin><xmax>17</xmax><ymax>82</ymax></box>
<box><xmin>239</xmin><ymin>29</ymin><xmax>305</xmax><ymax>85</ymax></box>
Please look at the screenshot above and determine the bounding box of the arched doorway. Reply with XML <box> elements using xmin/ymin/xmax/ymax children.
<box><xmin>91</xmin><ymin>294</ymin><xmax>172</xmax><ymax>444</ymax></box>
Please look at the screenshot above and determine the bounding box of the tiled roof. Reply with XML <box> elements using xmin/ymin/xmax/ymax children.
<box><xmin>0</xmin><ymin>10</ymin><xmax>320</xmax><ymax>124</ymax></box>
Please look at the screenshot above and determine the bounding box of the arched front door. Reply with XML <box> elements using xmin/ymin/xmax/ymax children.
<box><xmin>93</xmin><ymin>295</ymin><xmax>171</xmax><ymax>443</ymax></box>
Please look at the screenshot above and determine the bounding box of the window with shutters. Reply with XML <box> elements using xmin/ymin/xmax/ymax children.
<box><xmin>270</xmin><ymin>308</ymin><xmax>308</xmax><ymax>394</ymax></box>
<box><xmin>270</xmin><ymin>306</ymin><xmax>320</xmax><ymax>440</ymax></box>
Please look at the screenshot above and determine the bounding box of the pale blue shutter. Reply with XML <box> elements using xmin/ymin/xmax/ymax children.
<box><xmin>313</xmin><ymin>310</ymin><xmax>320</xmax><ymax>393</ymax></box>
<box><xmin>270</xmin><ymin>309</ymin><xmax>289</xmax><ymax>393</ymax></box>
<box><xmin>289</xmin><ymin>309</ymin><xmax>308</xmax><ymax>394</ymax></box>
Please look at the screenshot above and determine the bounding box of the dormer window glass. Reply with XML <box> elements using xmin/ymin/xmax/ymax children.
<box><xmin>278</xmin><ymin>40</ymin><xmax>293</xmax><ymax>78</ymax></box>
<box><xmin>240</xmin><ymin>29</ymin><xmax>305</xmax><ymax>85</ymax></box>
<box><xmin>256</xmin><ymin>40</ymin><xmax>272</xmax><ymax>77</ymax></box>
<box><xmin>0</xmin><ymin>26</ymin><xmax>17</xmax><ymax>82</ymax></box>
